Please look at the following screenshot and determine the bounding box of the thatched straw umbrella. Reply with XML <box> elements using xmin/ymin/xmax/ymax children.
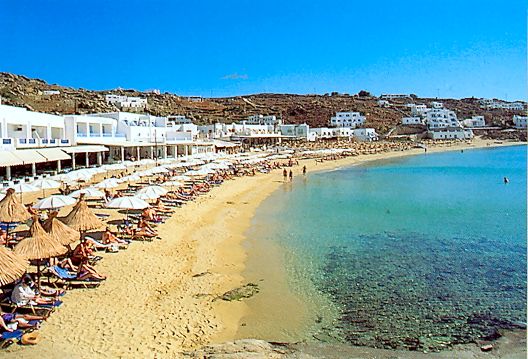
<box><xmin>0</xmin><ymin>188</ymin><xmax>30</xmax><ymax>224</ymax></box>
<box><xmin>62</xmin><ymin>195</ymin><xmax>103</xmax><ymax>241</ymax></box>
<box><xmin>14</xmin><ymin>216</ymin><xmax>68</xmax><ymax>289</ymax></box>
<box><xmin>0</xmin><ymin>246</ymin><xmax>28</xmax><ymax>286</ymax></box>
<box><xmin>43</xmin><ymin>211</ymin><xmax>80</xmax><ymax>247</ymax></box>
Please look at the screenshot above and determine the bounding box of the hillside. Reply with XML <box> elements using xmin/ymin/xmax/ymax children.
<box><xmin>0</xmin><ymin>72</ymin><xmax>524</xmax><ymax>136</ymax></box>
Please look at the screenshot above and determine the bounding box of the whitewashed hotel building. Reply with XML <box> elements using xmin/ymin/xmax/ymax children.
<box><xmin>330</xmin><ymin>112</ymin><xmax>366</xmax><ymax>128</ymax></box>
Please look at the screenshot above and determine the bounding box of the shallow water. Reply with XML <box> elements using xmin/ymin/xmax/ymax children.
<box><xmin>246</xmin><ymin>146</ymin><xmax>527</xmax><ymax>351</ymax></box>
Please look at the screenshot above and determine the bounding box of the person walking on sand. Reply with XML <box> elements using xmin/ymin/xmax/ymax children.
<box><xmin>283</xmin><ymin>169</ymin><xmax>288</xmax><ymax>181</ymax></box>
<box><xmin>289</xmin><ymin>170</ymin><xmax>293</xmax><ymax>181</ymax></box>
<box><xmin>302</xmin><ymin>165</ymin><xmax>307</xmax><ymax>175</ymax></box>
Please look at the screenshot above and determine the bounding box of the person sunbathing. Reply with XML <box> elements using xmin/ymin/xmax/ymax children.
<box><xmin>153</xmin><ymin>199</ymin><xmax>172</xmax><ymax>214</ymax></box>
<box><xmin>26</xmin><ymin>204</ymin><xmax>38</xmax><ymax>216</ymax></box>
<box><xmin>77</xmin><ymin>259</ymin><xmax>106</xmax><ymax>281</ymax></box>
<box><xmin>135</xmin><ymin>219</ymin><xmax>157</xmax><ymax>238</ymax></box>
<box><xmin>70</xmin><ymin>242</ymin><xmax>94</xmax><ymax>266</ymax></box>
<box><xmin>102</xmin><ymin>227</ymin><xmax>128</xmax><ymax>245</ymax></box>
<box><xmin>10</xmin><ymin>277</ymin><xmax>56</xmax><ymax>306</ymax></box>
<box><xmin>0</xmin><ymin>229</ymin><xmax>7</xmax><ymax>245</ymax></box>
<box><xmin>1</xmin><ymin>311</ymin><xmax>45</xmax><ymax>330</ymax></box>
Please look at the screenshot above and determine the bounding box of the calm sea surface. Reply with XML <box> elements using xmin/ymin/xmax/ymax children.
<box><xmin>247</xmin><ymin>146</ymin><xmax>527</xmax><ymax>350</ymax></box>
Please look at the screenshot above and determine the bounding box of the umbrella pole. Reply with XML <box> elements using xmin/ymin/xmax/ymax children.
<box><xmin>37</xmin><ymin>260</ymin><xmax>41</xmax><ymax>291</ymax></box>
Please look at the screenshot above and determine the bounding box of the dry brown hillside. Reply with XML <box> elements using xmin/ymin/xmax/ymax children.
<box><xmin>0</xmin><ymin>72</ymin><xmax>523</xmax><ymax>136</ymax></box>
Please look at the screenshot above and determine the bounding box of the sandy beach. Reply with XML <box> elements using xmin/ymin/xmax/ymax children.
<box><xmin>5</xmin><ymin>139</ymin><xmax>526</xmax><ymax>358</ymax></box>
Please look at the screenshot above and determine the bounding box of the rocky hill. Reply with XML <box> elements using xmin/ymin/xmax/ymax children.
<box><xmin>0</xmin><ymin>72</ymin><xmax>523</xmax><ymax>135</ymax></box>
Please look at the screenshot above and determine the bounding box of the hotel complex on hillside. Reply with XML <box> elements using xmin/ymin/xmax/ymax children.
<box><xmin>0</xmin><ymin>93</ymin><xmax>524</xmax><ymax>181</ymax></box>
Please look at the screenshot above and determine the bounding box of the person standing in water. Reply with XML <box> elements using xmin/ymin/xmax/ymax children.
<box><xmin>302</xmin><ymin>165</ymin><xmax>307</xmax><ymax>175</ymax></box>
<box><xmin>504</xmin><ymin>177</ymin><xmax>509</xmax><ymax>184</ymax></box>
<box><xmin>283</xmin><ymin>169</ymin><xmax>288</xmax><ymax>181</ymax></box>
<box><xmin>289</xmin><ymin>170</ymin><xmax>293</xmax><ymax>181</ymax></box>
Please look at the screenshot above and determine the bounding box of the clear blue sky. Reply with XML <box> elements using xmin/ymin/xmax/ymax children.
<box><xmin>0</xmin><ymin>0</ymin><xmax>526</xmax><ymax>99</ymax></box>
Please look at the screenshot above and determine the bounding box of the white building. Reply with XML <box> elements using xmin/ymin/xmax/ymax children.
<box><xmin>428</xmin><ymin>127</ymin><xmax>473</xmax><ymax>140</ymax></box>
<box><xmin>401</xmin><ymin>117</ymin><xmax>425</xmax><ymax>125</ymax></box>
<box><xmin>105</xmin><ymin>94</ymin><xmax>147</xmax><ymax>109</ymax></box>
<box><xmin>198</xmin><ymin>122</ymin><xmax>276</xmax><ymax>140</ymax></box>
<box><xmin>278</xmin><ymin>124</ymin><xmax>313</xmax><ymax>140</ymax></box>
<box><xmin>0</xmin><ymin>104</ymin><xmax>70</xmax><ymax>150</ymax></box>
<box><xmin>167</xmin><ymin>115</ymin><xmax>192</xmax><ymax>124</ymax></box>
<box><xmin>246</xmin><ymin>114</ymin><xmax>282</xmax><ymax>126</ymax></box>
<box><xmin>513</xmin><ymin>115</ymin><xmax>527</xmax><ymax>129</ymax></box>
<box><xmin>352</xmin><ymin>128</ymin><xmax>379</xmax><ymax>142</ymax></box>
<box><xmin>377</xmin><ymin>99</ymin><xmax>390</xmax><ymax>107</ymax></box>
<box><xmin>42</xmin><ymin>90</ymin><xmax>60</xmax><ymax>96</ymax></box>
<box><xmin>479</xmin><ymin>99</ymin><xmax>525</xmax><ymax>111</ymax></box>
<box><xmin>406</xmin><ymin>104</ymin><xmax>429</xmax><ymax>116</ymax></box>
<box><xmin>425</xmin><ymin>108</ymin><xmax>461</xmax><ymax>129</ymax></box>
<box><xmin>461</xmin><ymin>116</ymin><xmax>486</xmax><ymax>128</ymax></box>
<box><xmin>380</xmin><ymin>94</ymin><xmax>409</xmax><ymax>99</ymax></box>
<box><xmin>431</xmin><ymin>101</ymin><xmax>444</xmax><ymax>109</ymax></box>
<box><xmin>330</xmin><ymin>112</ymin><xmax>366</xmax><ymax>128</ymax></box>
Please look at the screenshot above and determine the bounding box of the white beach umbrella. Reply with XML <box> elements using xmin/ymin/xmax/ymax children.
<box><xmin>31</xmin><ymin>179</ymin><xmax>61</xmax><ymax>190</ymax></box>
<box><xmin>106</xmin><ymin>196</ymin><xmax>149</xmax><ymax>210</ymax></box>
<box><xmin>150</xmin><ymin>166</ymin><xmax>169</xmax><ymax>174</ymax></box>
<box><xmin>68</xmin><ymin>187</ymin><xmax>105</xmax><ymax>199</ymax></box>
<box><xmin>33</xmin><ymin>195</ymin><xmax>76</xmax><ymax>210</ymax></box>
<box><xmin>137</xmin><ymin>185</ymin><xmax>168</xmax><ymax>197</ymax></box>
<box><xmin>134</xmin><ymin>192</ymin><xmax>159</xmax><ymax>201</ymax></box>
<box><xmin>161</xmin><ymin>181</ymin><xmax>183</xmax><ymax>188</ymax></box>
<box><xmin>9</xmin><ymin>183</ymin><xmax>39</xmax><ymax>193</ymax></box>
<box><xmin>30</xmin><ymin>178</ymin><xmax>62</xmax><ymax>197</ymax></box>
<box><xmin>94</xmin><ymin>178</ymin><xmax>120</xmax><ymax>189</ymax></box>
<box><xmin>171</xmin><ymin>175</ymin><xmax>191</xmax><ymax>181</ymax></box>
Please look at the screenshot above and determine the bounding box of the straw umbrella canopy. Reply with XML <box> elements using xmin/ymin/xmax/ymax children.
<box><xmin>0</xmin><ymin>188</ymin><xmax>30</xmax><ymax>224</ymax></box>
<box><xmin>0</xmin><ymin>246</ymin><xmax>28</xmax><ymax>286</ymax></box>
<box><xmin>62</xmin><ymin>196</ymin><xmax>104</xmax><ymax>233</ymax></box>
<box><xmin>43</xmin><ymin>211</ymin><xmax>80</xmax><ymax>246</ymax></box>
<box><xmin>14</xmin><ymin>217</ymin><xmax>68</xmax><ymax>260</ymax></box>
<box><xmin>14</xmin><ymin>216</ymin><xmax>68</xmax><ymax>289</ymax></box>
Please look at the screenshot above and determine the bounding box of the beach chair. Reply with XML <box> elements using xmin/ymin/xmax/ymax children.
<box><xmin>0</xmin><ymin>292</ymin><xmax>57</xmax><ymax>317</ymax></box>
<box><xmin>46</xmin><ymin>266</ymin><xmax>101</xmax><ymax>290</ymax></box>
<box><xmin>0</xmin><ymin>329</ymin><xmax>24</xmax><ymax>349</ymax></box>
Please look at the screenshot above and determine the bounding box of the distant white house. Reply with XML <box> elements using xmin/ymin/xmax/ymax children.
<box><xmin>278</xmin><ymin>124</ymin><xmax>313</xmax><ymax>140</ymax></box>
<box><xmin>406</xmin><ymin>104</ymin><xmax>429</xmax><ymax>116</ymax></box>
<box><xmin>187</xmin><ymin>96</ymin><xmax>203</xmax><ymax>103</ymax></box>
<box><xmin>330</xmin><ymin>112</ymin><xmax>365</xmax><ymax>128</ymax></box>
<box><xmin>247</xmin><ymin>114</ymin><xmax>282</xmax><ymax>126</ymax></box>
<box><xmin>352</xmin><ymin>128</ymin><xmax>379</xmax><ymax>142</ymax></box>
<box><xmin>479</xmin><ymin>99</ymin><xmax>525</xmax><ymax>111</ymax></box>
<box><xmin>431</xmin><ymin>101</ymin><xmax>444</xmax><ymax>109</ymax></box>
<box><xmin>309</xmin><ymin>127</ymin><xmax>353</xmax><ymax>140</ymax></box>
<box><xmin>380</xmin><ymin>94</ymin><xmax>409</xmax><ymax>99</ymax></box>
<box><xmin>167</xmin><ymin>115</ymin><xmax>192</xmax><ymax>124</ymax></box>
<box><xmin>428</xmin><ymin>127</ymin><xmax>473</xmax><ymax>140</ymax></box>
<box><xmin>42</xmin><ymin>90</ymin><xmax>60</xmax><ymax>96</ymax></box>
<box><xmin>425</xmin><ymin>108</ymin><xmax>461</xmax><ymax>129</ymax></box>
<box><xmin>513</xmin><ymin>115</ymin><xmax>527</xmax><ymax>129</ymax></box>
<box><xmin>105</xmin><ymin>94</ymin><xmax>147</xmax><ymax>109</ymax></box>
<box><xmin>377</xmin><ymin>99</ymin><xmax>390</xmax><ymax>107</ymax></box>
<box><xmin>401</xmin><ymin>117</ymin><xmax>425</xmax><ymax>125</ymax></box>
<box><xmin>461</xmin><ymin>116</ymin><xmax>486</xmax><ymax>128</ymax></box>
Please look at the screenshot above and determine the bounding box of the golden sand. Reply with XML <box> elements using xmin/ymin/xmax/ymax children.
<box><xmin>6</xmin><ymin>139</ymin><xmax>525</xmax><ymax>358</ymax></box>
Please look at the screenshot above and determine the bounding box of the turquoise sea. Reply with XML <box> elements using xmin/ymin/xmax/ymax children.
<box><xmin>248</xmin><ymin>146</ymin><xmax>527</xmax><ymax>351</ymax></box>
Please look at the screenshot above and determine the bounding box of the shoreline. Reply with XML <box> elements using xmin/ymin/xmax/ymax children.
<box><xmin>6</xmin><ymin>139</ymin><xmax>526</xmax><ymax>358</ymax></box>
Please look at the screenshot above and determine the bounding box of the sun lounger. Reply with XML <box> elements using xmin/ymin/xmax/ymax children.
<box><xmin>46</xmin><ymin>266</ymin><xmax>101</xmax><ymax>289</ymax></box>
<box><xmin>0</xmin><ymin>329</ymin><xmax>24</xmax><ymax>349</ymax></box>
